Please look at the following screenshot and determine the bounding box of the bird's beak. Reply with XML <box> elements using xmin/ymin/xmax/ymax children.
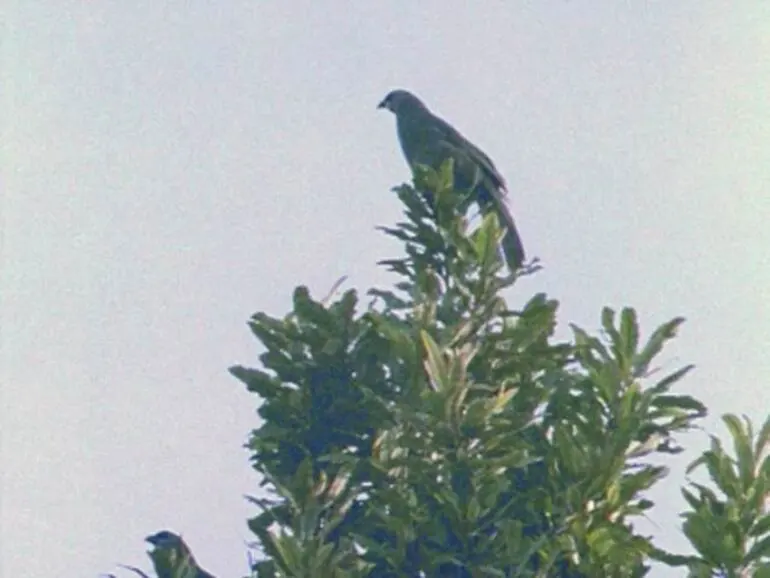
<box><xmin>377</xmin><ymin>99</ymin><xmax>388</xmax><ymax>110</ymax></box>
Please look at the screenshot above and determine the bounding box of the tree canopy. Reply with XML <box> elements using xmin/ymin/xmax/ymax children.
<box><xmin>136</xmin><ymin>163</ymin><xmax>770</xmax><ymax>578</ymax></box>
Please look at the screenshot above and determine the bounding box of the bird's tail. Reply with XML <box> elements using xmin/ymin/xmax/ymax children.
<box><xmin>490</xmin><ymin>196</ymin><xmax>526</xmax><ymax>271</ymax></box>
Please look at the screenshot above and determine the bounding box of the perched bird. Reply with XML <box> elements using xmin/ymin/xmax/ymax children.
<box><xmin>145</xmin><ymin>530</ymin><xmax>216</xmax><ymax>578</ymax></box>
<box><xmin>378</xmin><ymin>89</ymin><xmax>526</xmax><ymax>271</ymax></box>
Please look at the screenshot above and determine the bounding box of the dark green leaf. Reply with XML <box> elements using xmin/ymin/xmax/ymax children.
<box><xmin>723</xmin><ymin>413</ymin><xmax>755</xmax><ymax>491</ymax></box>
<box><xmin>647</xmin><ymin>364</ymin><xmax>696</xmax><ymax>394</ymax></box>
<box><xmin>229</xmin><ymin>365</ymin><xmax>281</xmax><ymax>397</ymax></box>
<box><xmin>634</xmin><ymin>316</ymin><xmax>686</xmax><ymax>376</ymax></box>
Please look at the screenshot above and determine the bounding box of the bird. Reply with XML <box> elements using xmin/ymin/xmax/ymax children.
<box><xmin>145</xmin><ymin>530</ymin><xmax>216</xmax><ymax>578</ymax></box>
<box><xmin>378</xmin><ymin>89</ymin><xmax>525</xmax><ymax>271</ymax></box>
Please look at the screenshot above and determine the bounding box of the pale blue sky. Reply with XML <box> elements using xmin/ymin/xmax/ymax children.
<box><xmin>4</xmin><ymin>2</ymin><xmax>769</xmax><ymax>577</ymax></box>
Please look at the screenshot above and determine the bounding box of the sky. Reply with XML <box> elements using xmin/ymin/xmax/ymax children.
<box><xmin>3</xmin><ymin>2</ymin><xmax>769</xmax><ymax>576</ymax></box>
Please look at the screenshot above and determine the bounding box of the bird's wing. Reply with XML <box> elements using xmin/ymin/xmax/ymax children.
<box><xmin>426</xmin><ymin>113</ymin><xmax>525</xmax><ymax>268</ymax></box>
<box><xmin>427</xmin><ymin>113</ymin><xmax>508</xmax><ymax>194</ymax></box>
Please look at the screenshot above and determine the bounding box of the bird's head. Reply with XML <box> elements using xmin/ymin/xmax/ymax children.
<box><xmin>146</xmin><ymin>530</ymin><xmax>185</xmax><ymax>550</ymax></box>
<box><xmin>145</xmin><ymin>530</ymin><xmax>206</xmax><ymax>577</ymax></box>
<box><xmin>377</xmin><ymin>89</ymin><xmax>427</xmax><ymax>115</ymax></box>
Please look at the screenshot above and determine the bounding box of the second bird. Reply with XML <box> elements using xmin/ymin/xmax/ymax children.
<box><xmin>378</xmin><ymin>89</ymin><xmax>526</xmax><ymax>271</ymax></box>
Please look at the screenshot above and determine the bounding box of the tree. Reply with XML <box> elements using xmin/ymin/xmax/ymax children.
<box><xmin>228</xmin><ymin>161</ymin><xmax>702</xmax><ymax>577</ymax></box>
<box><xmin>133</xmin><ymin>162</ymin><xmax>770</xmax><ymax>577</ymax></box>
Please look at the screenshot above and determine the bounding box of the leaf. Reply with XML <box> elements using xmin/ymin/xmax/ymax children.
<box><xmin>601</xmin><ymin>307</ymin><xmax>619</xmax><ymax>344</ymax></box>
<box><xmin>310</xmin><ymin>542</ymin><xmax>336</xmax><ymax>572</ymax></box>
<box><xmin>421</xmin><ymin>330</ymin><xmax>449</xmax><ymax>391</ymax></box>
<box><xmin>229</xmin><ymin>365</ymin><xmax>281</xmax><ymax>397</ymax></box>
<box><xmin>437</xmin><ymin>157</ymin><xmax>456</xmax><ymax>192</ymax></box>
<box><xmin>745</xmin><ymin>534</ymin><xmax>770</xmax><ymax>564</ymax></box>
<box><xmin>272</xmin><ymin>532</ymin><xmax>304</xmax><ymax>574</ymax></box>
<box><xmin>619</xmin><ymin>307</ymin><xmax>640</xmax><ymax>369</ymax></box>
<box><xmin>376</xmin><ymin>225</ymin><xmax>415</xmax><ymax>242</ymax></box>
<box><xmin>681</xmin><ymin>487</ymin><xmax>702</xmax><ymax>511</ymax></box>
<box><xmin>723</xmin><ymin>413</ymin><xmax>755</xmax><ymax>491</ymax></box>
<box><xmin>690</xmin><ymin>482</ymin><xmax>722</xmax><ymax>509</ymax></box>
<box><xmin>682</xmin><ymin>513</ymin><xmax>741</xmax><ymax>566</ymax></box>
<box><xmin>701</xmin><ymin>441</ymin><xmax>740</xmax><ymax>500</ymax></box>
<box><xmin>750</xmin><ymin>514</ymin><xmax>770</xmax><ymax>538</ymax></box>
<box><xmin>650</xmin><ymin>394</ymin><xmax>707</xmax><ymax>416</ymax></box>
<box><xmin>748</xmin><ymin>472</ymin><xmax>770</xmax><ymax>515</ymax></box>
<box><xmin>571</xmin><ymin>323</ymin><xmax>613</xmax><ymax>369</ymax></box>
<box><xmin>368</xmin><ymin>288</ymin><xmax>410</xmax><ymax>310</ymax></box>
<box><xmin>491</xmin><ymin>387</ymin><xmax>518</xmax><ymax>414</ymax></box>
<box><xmin>633</xmin><ymin>316</ymin><xmax>686</xmax><ymax>376</ymax></box>
<box><xmin>473</xmin><ymin>212</ymin><xmax>501</xmax><ymax>265</ymax></box>
<box><xmin>647</xmin><ymin>364</ymin><xmax>696</xmax><ymax>394</ymax></box>
<box><xmin>249</xmin><ymin>313</ymin><xmax>293</xmax><ymax>351</ymax></box>
<box><xmin>619</xmin><ymin>380</ymin><xmax>642</xmax><ymax>421</ymax></box>
<box><xmin>648</xmin><ymin>546</ymin><xmax>704</xmax><ymax>567</ymax></box>
<box><xmin>377</xmin><ymin>258</ymin><xmax>411</xmax><ymax>276</ymax></box>
<box><xmin>617</xmin><ymin>466</ymin><xmax>669</xmax><ymax>502</ymax></box>
<box><xmin>755</xmin><ymin>414</ymin><xmax>770</xmax><ymax>464</ymax></box>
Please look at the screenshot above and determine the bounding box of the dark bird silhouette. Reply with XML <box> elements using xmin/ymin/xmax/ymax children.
<box><xmin>145</xmin><ymin>530</ymin><xmax>216</xmax><ymax>578</ymax></box>
<box><xmin>378</xmin><ymin>89</ymin><xmax>526</xmax><ymax>271</ymax></box>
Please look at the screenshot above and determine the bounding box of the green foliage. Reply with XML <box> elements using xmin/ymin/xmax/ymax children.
<box><xmin>653</xmin><ymin>414</ymin><xmax>770</xmax><ymax>576</ymax></box>
<box><xmin>224</xmin><ymin>161</ymin><xmax>762</xmax><ymax>577</ymax></box>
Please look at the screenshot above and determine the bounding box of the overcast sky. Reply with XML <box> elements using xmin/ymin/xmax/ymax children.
<box><xmin>4</xmin><ymin>2</ymin><xmax>769</xmax><ymax>577</ymax></box>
